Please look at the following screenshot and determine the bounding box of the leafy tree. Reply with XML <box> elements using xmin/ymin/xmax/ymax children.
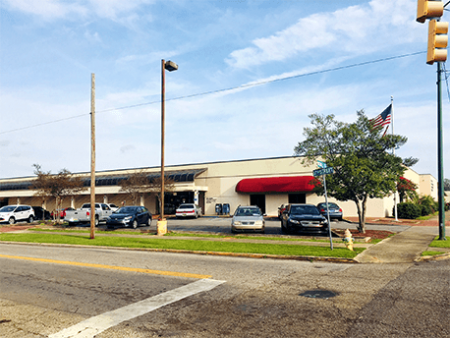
<box><xmin>444</xmin><ymin>178</ymin><xmax>450</xmax><ymax>191</ymax></box>
<box><xmin>118</xmin><ymin>171</ymin><xmax>175</xmax><ymax>214</ymax></box>
<box><xmin>295</xmin><ymin>110</ymin><xmax>410</xmax><ymax>233</ymax></box>
<box><xmin>397</xmin><ymin>177</ymin><xmax>418</xmax><ymax>203</ymax></box>
<box><xmin>30</xmin><ymin>164</ymin><xmax>86</xmax><ymax>223</ymax></box>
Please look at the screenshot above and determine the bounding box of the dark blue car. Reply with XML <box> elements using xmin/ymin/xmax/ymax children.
<box><xmin>317</xmin><ymin>202</ymin><xmax>343</xmax><ymax>221</ymax></box>
<box><xmin>106</xmin><ymin>206</ymin><xmax>152</xmax><ymax>229</ymax></box>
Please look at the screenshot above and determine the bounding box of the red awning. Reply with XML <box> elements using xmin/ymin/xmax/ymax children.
<box><xmin>236</xmin><ymin>176</ymin><xmax>316</xmax><ymax>193</ymax></box>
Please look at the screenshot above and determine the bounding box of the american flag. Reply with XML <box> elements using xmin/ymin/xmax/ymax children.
<box><xmin>371</xmin><ymin>104</ymin><xmax>392</xmax><ymax>129</ymax></box>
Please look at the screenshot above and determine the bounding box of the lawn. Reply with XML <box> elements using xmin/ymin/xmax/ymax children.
<box><xmin>429</xmin><ymin>236</ymin><xmax>450</xmax><ymax>248</ymax></box>
<box><xmin>0</xmin><ymin>233</ymin><xmax>363</xmax><ymax>259</ymax></box>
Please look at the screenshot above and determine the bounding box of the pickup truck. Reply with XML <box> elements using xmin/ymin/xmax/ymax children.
<box><xmin>64</xmin><ymin>203</ymin><xmax>114</xmax><ymax>226</ymax></box>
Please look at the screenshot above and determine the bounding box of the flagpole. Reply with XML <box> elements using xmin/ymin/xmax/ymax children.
<box><xmin>391</xmin><ymin>96</ymin><xmax>398</xmax><ymax>222</ymax></box>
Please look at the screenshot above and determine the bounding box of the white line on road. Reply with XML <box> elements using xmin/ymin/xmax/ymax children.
<box><xmin>48</xmin><ymin>278</ymin><xmax>226</xmax><ymax>338</ymax></box>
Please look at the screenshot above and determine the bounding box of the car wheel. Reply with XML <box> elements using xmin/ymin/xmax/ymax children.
<box><xmin>195</xmin><ymin>213</ymin><xmax>198</xmax><ymax>219</ymax></box>
<box><xmin>132</xmin><ymin>220</ymin><xmax>138</xmax><ymax>229</ymax></box>
<box><xmin>28</xmin><ymin>215</ymin><xmax>34</xmax><ymax>223</ymax></box>
<box><xmin>147</xmin><ymin>218</ymin><xmax>152</xmax><ymax>227</ymax></box>
<box><xmin>95</xmin><ymin>217</ymin><xmax>99</xmax><ymax>227</ymax></box>
<box><xmin>8</xmin><ymin>217</ymin><xmax>16</xmax><ymax>225</ymax></box>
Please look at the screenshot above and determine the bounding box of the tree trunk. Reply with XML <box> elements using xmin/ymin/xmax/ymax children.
<box><xmin>360</xmin><ymin>195</ymin><xmax>368</xmax><ymax>234</ymax></box>
<box><xmin>353</xmin><ymin>197</ymin><xmax>366</xmax><ymax>234</ymax></box>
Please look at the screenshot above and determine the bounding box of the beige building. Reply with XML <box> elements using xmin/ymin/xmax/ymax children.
<box><xmin>0</xmin><ymin>156</ymin><xmax>438</xmax><ymax>218</ymax></box>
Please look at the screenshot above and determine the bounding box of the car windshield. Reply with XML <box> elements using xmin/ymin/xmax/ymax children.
<box><xmin>291</xmin><ymin>205</ymin><xmax>320</xmax><ymax>215</ymax></box>
<box><xmin>116</xmin><ymin>206</ymin><xmax>138</xmax><ymax>214</ymax></box>
<box><xmin>178</xmin><ymin>204</ymin><xmax>194</xmax><ymax>209</ymax></box>
<box><xmin>235</xmin><ymin>208</ymin><xmax>261</xmax><ymax>216</ymax></box>
<box><xmin>0</xmin><ymin>206</ymin><xmax>15</xmax><ymax>212</ymax></box>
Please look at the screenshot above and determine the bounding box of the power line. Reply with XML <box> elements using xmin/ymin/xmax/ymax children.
<box><xmin>0</xmin><ymin>51</ymin><xmax>427</xmax><ymax>135</ymax></box>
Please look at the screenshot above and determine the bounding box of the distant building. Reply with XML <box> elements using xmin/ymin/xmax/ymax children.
<box><xmin>0</xmin><ymin>156</ymin><xmax>437</xmax><ymax>217</ymax></box>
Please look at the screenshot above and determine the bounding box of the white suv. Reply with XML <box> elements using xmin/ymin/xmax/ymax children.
<box><xmin>0</xmin><ymin>205</ymin><xmax>35</xmax><ymax>224</ymax></box>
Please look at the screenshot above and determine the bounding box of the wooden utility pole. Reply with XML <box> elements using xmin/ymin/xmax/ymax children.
<box><xmin>90</xmin><ymin>73</ymin><xmax>96</xmax><ymax>239</ymax></box>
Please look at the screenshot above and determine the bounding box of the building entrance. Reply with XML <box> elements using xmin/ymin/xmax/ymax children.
<box><xmin>250</xmin><ymin>194</ymin><xmax>266</xmax><ymax>214</ymax></box>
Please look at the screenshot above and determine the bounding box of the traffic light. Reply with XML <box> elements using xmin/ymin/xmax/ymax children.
<box><xmin>417</xmin><ymin>0</ymin><xmax>444</xmax><ymax>23</ymax></box>
<box><xmin>427</xmin><ymin>19</ymin><xmax>448</xmax><ymax>64</ymax></box>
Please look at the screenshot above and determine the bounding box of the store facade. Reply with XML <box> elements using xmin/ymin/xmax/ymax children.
<box><xmin>0</xmin><ymin>156</ymin><xmax>435</xmax><ymax>218</ymax></box>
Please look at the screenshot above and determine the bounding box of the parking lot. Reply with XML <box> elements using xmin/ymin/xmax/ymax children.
<box><xmin>98</xmin><ymin>215</ymin><xmax>410</xmax><ymax>235</ymax></box>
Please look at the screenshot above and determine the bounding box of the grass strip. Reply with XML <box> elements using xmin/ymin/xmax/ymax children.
<box><xmin>29</xmin><ymin>228</ymin><xmax>151</xmax><ymax>236</ymax></box>
<box><xmin>421</xmin><ymin>250</ymin><xmax>445</xmax><ymax>257</ymax></box>
<box><xmin>429</xmin><ymin>236</ymin><xmax>450</xmax><ymax>248</ymax></box>
<box><xmin>0</xmin><ymin>233</ymin><xmax>363</xmax><ymax>258</ymax></box>
<box><xmin>31</xmin><ymin>228</ymin><xmax>351</xmax><ymax>244</ymax></box>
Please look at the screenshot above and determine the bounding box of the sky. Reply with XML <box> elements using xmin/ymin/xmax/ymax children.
<box><xmin>0</xmin><ymin>0</ymin><xmax>449</xmax><ymax>180</ymax></box>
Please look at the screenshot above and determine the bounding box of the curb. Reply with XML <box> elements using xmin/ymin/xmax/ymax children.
<box><xmin>415</xmin><ymin>253</ymin><xmax>450</xmax><ymax>262</ymax></box>
<box><xmin>0</xmin><ymin>240</ymin><xmax>359</xmax><ymax>264</ymax></box>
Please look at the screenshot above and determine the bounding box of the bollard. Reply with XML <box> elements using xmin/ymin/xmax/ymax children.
<box><xmin>157</xmin><ymin>219</ymin><xmax>167</xmax><ymax>236</ymax></box>
<box><xmin>343</xmin><ymin>229</ymin><xmax>354</xmax><ymax>251</ymax></box>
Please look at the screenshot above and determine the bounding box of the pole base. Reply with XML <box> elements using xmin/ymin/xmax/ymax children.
<box><xmin>157</xmin><ymin>219</ymin><xmax>167</xmax><ymax>236</ymax></box>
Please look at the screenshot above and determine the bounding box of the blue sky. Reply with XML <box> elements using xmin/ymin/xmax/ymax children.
<box><xmin>0</xmin><ymin>0</ymin><xmax>449</xmax><ymax>180</ymax></box>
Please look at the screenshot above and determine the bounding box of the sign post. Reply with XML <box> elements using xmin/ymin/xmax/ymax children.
<box><xmin>313</xmin><ymin>164</ymin><xmax>334</xmax><ymax>250</ymax></box>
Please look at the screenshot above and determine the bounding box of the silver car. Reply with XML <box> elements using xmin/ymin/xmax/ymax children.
<box><xmin>231</xmin><ymin>206</ymin><xmax>265</xmax><ymax>233</ymax></box>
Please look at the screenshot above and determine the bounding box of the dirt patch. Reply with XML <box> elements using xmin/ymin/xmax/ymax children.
<box><xmin>0</xmin><ymin>225</ymin><xmax>36</xmax><ymax>233</ymax></box>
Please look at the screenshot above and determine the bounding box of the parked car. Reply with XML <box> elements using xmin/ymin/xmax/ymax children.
<box><xmin>51</xmin><ymin>207</ymin><xmax>76</xmax><ymax>219</ymax></box>
<box><xmin>231</xmin><ymin>206</ymin><xmax>265</xmax><ymax>233</ymax></box>
<box><xmin>278</xmin><ymin>204</ymin><xmax>288</xmax><ymax>219</ymax></box>
<box><xmin>107</xmin><ymin>203</ymin><xmax>119</xmax><ymax>212</ymax></box>
<box><xmin>175</xmin><ymin>203</ymin><xmax>202</xmax><ymax>219</ymax></box>
<box><xmin>316</xmin><ymin>202</ymin><xmax>343</xmax><ymax>221</ymax></box>
<box><xmin>32</xmin><ymin>206</ymin><xmax>51</xmax><ymax>220</ymax></box>
<box><xmin>281</xmin><ymin>204</ymin><xmax>328</xmax><ymax>234</ymax></box>
<box><xmin>64</xmin><ymin>203</ymin><xmax>114</xmax><ymax>226</ymax></box>
<box><xmin>0</xmin><ymin>205</ymin><xmax>35</xmax><ymax>224</ymax></box>
<box><xmin>106</xmin><ymin>206</ymin><xmax>152</xmax><ymax>229</ymax></box>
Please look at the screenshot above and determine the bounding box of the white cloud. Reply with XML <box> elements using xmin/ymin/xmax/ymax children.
<box><xmin>226</xmin><ymin>0</ymin><xmax>420</xmax><ymax>68</ymax></box>
<box><xmin>2</xmin><ymin>0</ymin><xmax>153</xmax><ymax>21</ymax></box>
<box><xmin>2</xmin><ymin>0</ymin><xmax>86</xmax><ymax>20</ymax></box>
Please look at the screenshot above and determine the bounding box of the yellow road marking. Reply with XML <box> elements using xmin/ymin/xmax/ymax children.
<box><xmin>0</xmin><ymin>254</ymin><xmax>212</xmax><ymax>279</ymax></box>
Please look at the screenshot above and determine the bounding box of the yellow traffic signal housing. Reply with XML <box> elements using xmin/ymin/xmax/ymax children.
<box><xmin>427</xmin><ymin>20</ymin><xmax>448</xmax><ymax>64</ymax></box>
<box><xmin>417</xmin><ymin>0</ymin><xmax>444</xmax><ymax>23</ymax></box>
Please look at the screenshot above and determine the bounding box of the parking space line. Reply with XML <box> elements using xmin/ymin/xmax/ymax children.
<box><xmin>0</xmin><ymin>254</ymin><xmax>212</xmax><ymax>279</ymax></box>
<box><xmin>48</xmin><ymin>278</ymin><xmax>226</xmax><ymax>338</ymax></box>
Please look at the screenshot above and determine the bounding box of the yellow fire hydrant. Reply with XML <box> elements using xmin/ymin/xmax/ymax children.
<box><xmin>343</xmin><ymin>229</ymin><xmax>354</xmax><ymax>251</ymax></box>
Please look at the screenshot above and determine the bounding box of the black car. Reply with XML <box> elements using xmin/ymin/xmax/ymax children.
<box><xmin>106</xmin><ymin>206</ymin><xmax>152</xmax><ymax>229</ymax></box>
<box><xmin>316</xmin><ymin>202</ymin><xmax>343</xmax><ymax>221</ymax></box>
<box><xmin>32</xmin><ymin>206</ymin><xmax>51</xmax><ymax>220</ymax></box>
<box><xmin>281</xmin><ymin>204</ymin><xmax>328</xmax><ymax>234</ymax></box>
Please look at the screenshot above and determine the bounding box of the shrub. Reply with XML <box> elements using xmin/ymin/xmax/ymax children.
<box><xmin>396</xmin><ymin>202</ymin><xmax>421</xmax><ymax>219</ymax></box>
<box><xmin>418</xmin><ymin>195</ymin><xmax>437</xmax><ymax>215</ymax></box>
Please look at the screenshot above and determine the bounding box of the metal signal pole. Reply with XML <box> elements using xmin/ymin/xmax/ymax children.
<box><xmin>437</xmin><ymin>62</ymin><xmax>446</xmax><ymax>240</ymax></box>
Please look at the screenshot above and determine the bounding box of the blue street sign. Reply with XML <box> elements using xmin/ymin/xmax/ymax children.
<box><xmin>317</xmin><ymin>161</ymin><xmax>327</xmax><ymax>169</ymax></box>
<box><xmin>313</xmin><ymin>167</ymin><xmax>334</xmax><ymax>177</ymax></box>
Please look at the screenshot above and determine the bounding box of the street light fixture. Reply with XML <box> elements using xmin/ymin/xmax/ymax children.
<box><xmin>158</xmin><ymin>59</ymin><xmax>178</xmax><ymax>234</ymax></box>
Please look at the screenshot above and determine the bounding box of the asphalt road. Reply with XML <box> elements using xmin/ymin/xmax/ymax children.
<box><xmin>1</xmin><ymin>243</ymin><xmax>448</xmax><ymax>337</ymax></box>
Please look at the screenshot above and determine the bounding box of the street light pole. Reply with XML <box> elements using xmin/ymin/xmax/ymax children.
<box><xmin>158</xmin><ymin>59</ymin><xmax>178</xmax><ymax>235</ymax></box>
<box><xmin>161</xmin><ymin>60</ymin><xmax>166</xmax><ymax>221</ymax></box>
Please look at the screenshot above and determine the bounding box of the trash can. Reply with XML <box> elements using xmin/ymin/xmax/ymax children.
<box><xmin>222</xmin><ymin>203</ymin><xmax>230</xmax><ymax>216</ymax></box>
<box><xmin>215</xmin><ymin>203</ymin><xmax>222</xmax><ymax>215</ymax></box>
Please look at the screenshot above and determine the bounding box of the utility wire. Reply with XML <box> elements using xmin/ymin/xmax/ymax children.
<box><xmin>0</xmin><ymin>51</ymin><xmax>427</xmax><ymax>135</ymax></box>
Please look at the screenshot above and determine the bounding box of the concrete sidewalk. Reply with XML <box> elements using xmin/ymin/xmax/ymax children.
<box><xmin>355</xmin><ymin>226</ymin><xmax>444</xmax><ymax>263</ymax></box>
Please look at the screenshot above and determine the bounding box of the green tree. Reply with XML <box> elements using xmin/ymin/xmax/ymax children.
<box><xmin>444</xmin><ymin>178</ymin><xmax>450</xmax><ymax>191</ymax></box>
<box><xmin>30</xmin><ymin>164</ymin><xmax>86</xmax><ymax>223</ymax></box>
<box><xmin>118</xmin><ymin>171</ymin><xmax>175</xmax><ymax>214</ymax></box>
<box><xmin>295</xmin><ymin>111</ymin><xmax>410</xmax><ymax>233</ymax></box>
